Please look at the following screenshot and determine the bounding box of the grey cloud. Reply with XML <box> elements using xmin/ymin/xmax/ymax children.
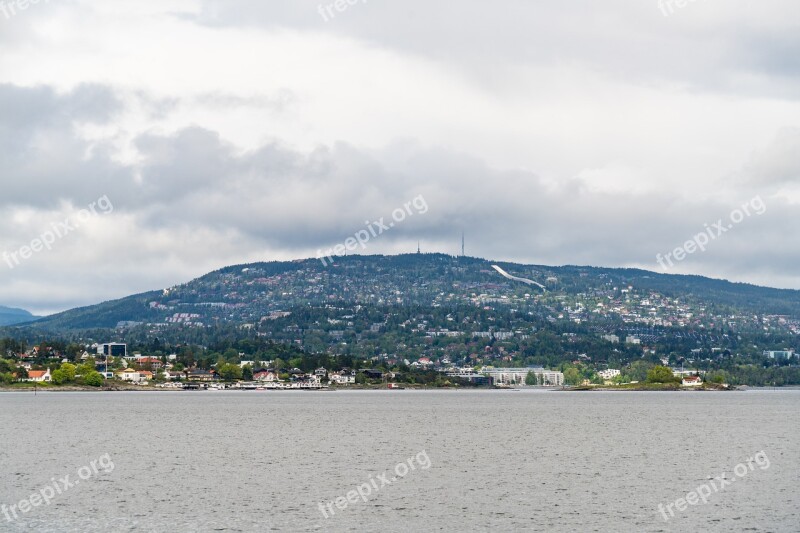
<box><xmin>190</xmin><ymin>0</ymin><xmax>800</xmax><ymax>98</ymax></box>
<box><xmin>744</xmin><ymin>128</ymin><xmax>800</xmax><ymax>186</ymax></box>
<box><xmin>121</xmin><ymin>127</ymin><xmax>800</xmax><ymax>286</ymax></box>
<box><xmin>0</xmin><ymin>84</ymin><xmax>129</xmax><ymax>209</ymax></box>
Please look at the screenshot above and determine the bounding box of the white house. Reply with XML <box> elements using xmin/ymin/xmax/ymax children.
<box><xmin>681</xmin><ymin>376</ymin><xmax>703</xmax><ymax>387</ymax></box>
<box><xmin>116</xmin><ymin>368</ymin><xmax>142</xmax><ymax>383</ymax></box>
<box><xmin>254</xmin><ymin>370</ymin><xmax>279</xmax><ymax>382</ymax></box>
<box><xmin>26</xmin><ymin>369</ymin><xmax>51</xmax><ymax>382</ymax></box>
<box><xmin>329</xmin><ymin>371</ymin><xmax>355</xmax><ymax>385</ymax></box>
<box><xmin>598</xmin><ymin>369</ymin><xmax>621</xmax><ymax>380</ymax></box>
<box><xmin>162</xmin><ymin>370</ymin><xmax>183</xmax><ymax>381</ymax></box>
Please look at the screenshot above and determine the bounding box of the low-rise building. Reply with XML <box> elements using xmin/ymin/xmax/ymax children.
<box><xmin>116</xmin><ymin>368</ymin><xmax>142</xmax><ymax>382</ymax></box>
<box><xmin>254</xmin><ymin>370</ymin><xmax>279</xmax><ymax>382</ymax></box>
<box><xmin>682</xmin><ymin>376</ymin><xmax>703</xmax><ymax>387</ymax></box>
<box><xmin>480</xmin><ymin>367</ymin><xmax>564</xmax><ymax>386</ymax></box>
<box><xmin>329</xmin><ymin>371</ymin><xmax>355</xmax><ymax>385</ymax></box>
<box><xmin>764</xmin><ymin>350</ymin><xmax>795</xmax><ymax>359</ymax></box>
<box><xmin>187</xmin><ymin>369</ymin><xmax>218</xmax><ymax>382</ymax></box>
<box><xmin>135</xmin><ymin>357</ymin><xmax>163</xmax><ymax>369</ymax></box>
<box><xmin>26</xmin><ymin>369</ymin><xmax>51</xmax><ymax>382</ymax></box>
<box><xmin>445</xmin><ymin>369</ymin><xmax>493</xmax><ymax>386</ymax></box>
<box><xmin>162</xmin><ymin>370</ymin><xmax>183</xmax><ymax>381</ymax></box>
<box><xmin>598</xmin><ymin>369</ymin><xmax>621</xmax><ymax>380</ymax></box>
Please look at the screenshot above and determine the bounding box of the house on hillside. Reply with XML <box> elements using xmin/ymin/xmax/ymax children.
<box><xmin>135</xmin><ymin>357</ymin><xmax>163</xmax><ymax>370</ymax></box>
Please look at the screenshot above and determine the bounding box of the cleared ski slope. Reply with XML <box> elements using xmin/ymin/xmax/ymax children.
<box><xmin>491</xmin><ymin>265</ymin><xmax>547</xmax><ymax>291</ymax></box>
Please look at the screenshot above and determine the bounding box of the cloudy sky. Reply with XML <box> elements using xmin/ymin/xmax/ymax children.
<box><xmin>1</xmin><ymin>0</ymin><xmax>799</xmax><ymax>315</ymax></box>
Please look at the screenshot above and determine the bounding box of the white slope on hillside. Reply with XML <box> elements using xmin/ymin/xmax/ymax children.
<box><xmin>491</xmin><ymin>265</ymin><xmax>547</xmax><ymax>291</ymax></box>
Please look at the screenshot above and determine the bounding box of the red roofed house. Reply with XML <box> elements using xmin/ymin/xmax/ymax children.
<box><xmin>136</xmin><ymin>357</ymin><xmax>163</xmax><ymax>370</ymax></box>
<box><xmin>682</xmin><ymin>375</ymin><xmax>703</xmax><ymax>387</ymax></box>
<box><xmin>26</xmin><ymin>369</ymin><xmax>52</xmax><ymax>382</ymax></box>
<box><xmin>254</xmin><ymin>370</ymin><xmax>278</xmax><ymax>382</ymax></box>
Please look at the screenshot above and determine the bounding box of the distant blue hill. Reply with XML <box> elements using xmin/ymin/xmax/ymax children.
<box><xmin>0</xmin><ymin>305</ymin><xmax>40</xmax><ymax>326</ymax></box>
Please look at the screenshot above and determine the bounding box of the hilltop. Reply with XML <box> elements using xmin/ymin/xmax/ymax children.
<box><xmin>23</xmin><ymin>253</ymin><xmax>800</xmax><ymax>332</ymax></box>
<box><xmin>0</xmin><ymin>306</ymin><xmax>39</xmax><ymax>327</ymax></box>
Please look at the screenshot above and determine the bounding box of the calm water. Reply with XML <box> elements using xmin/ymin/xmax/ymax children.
<box><xmin>0</xmin><ymin>390</ymin><xmax>798</xmax><ymax>532</ymax></box>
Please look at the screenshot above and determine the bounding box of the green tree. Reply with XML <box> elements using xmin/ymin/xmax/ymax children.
<box><xmin>623</xmin><ymin>360</ymin><xmax>653</xmax><ymax>382</ymax></box>
<box><xmin>76</xmin><ymin>361</ymin><xmax>96</xmax><ymax>377</ymax></box>
<box><xmin>525</xmin><ymin>371</ymin><xmax>537</xmax><ymax>385</ymax></box>
<box><xmin>646</xmin><ymin>365</ymin><xmax>677</xmax><ymax>384</ymax></box>
<box><xmin>217</xmin><ymin>363</ymin><xmax>243</xmax><ymax>381</ymax></box>
<box><xmin>222</xmin><ymin>348</ymin><xmax>240</xmax><ymax>362</ymax></box>
<box><xmin>707</xmin><ymin>370</ymin><xmax>729</xmax><ymax>384</ymax></box>
<box><xmin>83</xmin><ymin>371</ymin><xmax>104</xmax><ymax>387</ymax></box>
<box><xmin>60</xmin><ymin>362</ymin><xmax>77</xmax><ymax>382</ymax></box>
<box><xmin>563</xmin><ymin>367</ymin><xmax>582</xmax><ymax>386</ymax></box>
<box><xmin>51</xmin><ymin>368</ymin><xmax>68</xmax><ymax>385</ymax></box>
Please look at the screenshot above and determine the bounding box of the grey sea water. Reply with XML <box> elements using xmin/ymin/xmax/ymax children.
<box><xmin>0</xmin><ymin>389</ymin><xmax>798</xmax><ymax>532</ymax></box>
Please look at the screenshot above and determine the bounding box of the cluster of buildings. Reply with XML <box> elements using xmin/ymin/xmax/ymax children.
<box><xmin>594</xmin><ymin>367</ymin><xmax>706</xmax><ymax>387</ymax></box>
<box><xmin>443</xmin><ymin>366</ymin><xmax>564</xmax><ymax>386</ymax></box>
<box><xmin>117</xmin><ymin>364</ymin><xmax>360</xmax><ymax>388</ymax></box>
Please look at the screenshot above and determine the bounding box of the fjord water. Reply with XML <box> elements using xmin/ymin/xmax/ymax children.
<box><xmin>0</xmin><ymin>390</ymin><xmax>797</xmax><ymax>532</ymax></box>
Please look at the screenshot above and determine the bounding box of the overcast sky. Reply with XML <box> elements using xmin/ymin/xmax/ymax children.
<box><xmin>1</xmin><ymin>0</ymin><xmax>799</xmax><ymax>315</ymax></box>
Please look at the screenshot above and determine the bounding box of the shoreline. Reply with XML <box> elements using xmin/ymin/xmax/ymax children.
<box><xmin>0</xmin><ymin>384</ymin><xmax>770</xmax><ymax>393</ymax></box>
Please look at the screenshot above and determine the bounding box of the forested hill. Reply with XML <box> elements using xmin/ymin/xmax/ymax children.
<box><xmin>0</xmin><ymin>306</ymin><xmax>39</xmax><ymax>327</ymax></box>
<box><xmin>16</xmin><ymin>254</ymin><xmax>800</xmax><ymax>333</ymax></box>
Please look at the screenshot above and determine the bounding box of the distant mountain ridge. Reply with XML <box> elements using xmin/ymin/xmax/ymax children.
<box><xmin>16</xmin><ymin>254</ymin><xmax>800</xmax><ymax>332</ymax></box>
<box><xmin>0</xmin><ymin>305</ymin><xmax>39</xmax><ymax>326</ymax></box>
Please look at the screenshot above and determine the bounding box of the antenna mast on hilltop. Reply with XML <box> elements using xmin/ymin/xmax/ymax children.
<box><xmin>461</xmin><ymin>231</ymin><xmax>465</xmax><ymax>257</ymax></box>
